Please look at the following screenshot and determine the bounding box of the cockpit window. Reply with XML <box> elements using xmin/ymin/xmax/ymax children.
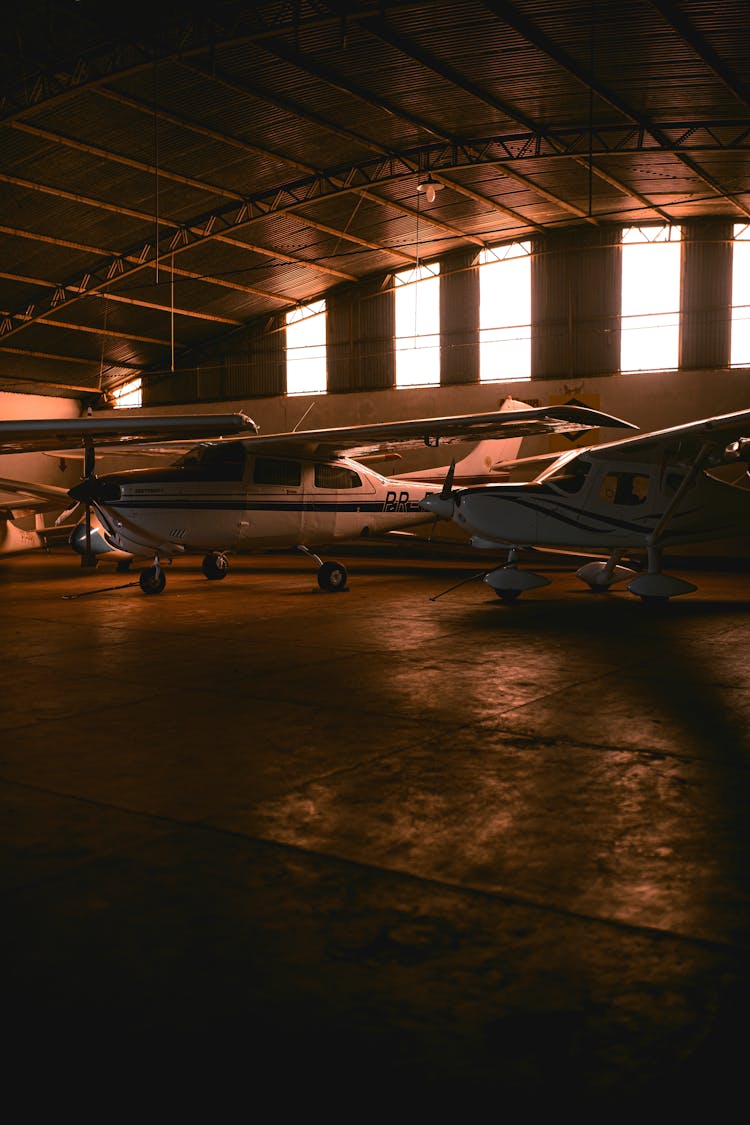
<box><xmin>253</xmin><ymin>457</ymin><xmax>301</xmax><ymax>486</ymax></box>
<box><xmin>178</xmin><ymin>442</ymin><xmax>246</xmax><ymax>480</ymax></box>
<box><xmin>599</xmin><ymin>471</ymin><xmax>649</xmax><ymax>506</ymax></box>
<box><xmin>314</xmin><ymin>464</ymin><xmax>362</xmax><ymax>489</ymax></box>
<box><xmin>548</xmin><ymin>459</ymin><xmax>591</xmax><ymax>494</ymax></box>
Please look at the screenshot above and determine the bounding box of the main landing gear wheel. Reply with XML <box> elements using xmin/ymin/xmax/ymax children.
<box><xmin>139</xmin><ymin>565</ymin><xmax>166</xmax><ymax>595</ymax></box>
<box><xmin>202</xmin><ymin>553</ymin><xmax>229</xmax><ymax>581</ymax></box>
<box><xmin>317</xmin><ymin>560</ymin><xmax>348</xmax><ymax>592</ymax></box>
<box><xmin>494</xmin><ymin>588</ymin><xmax>521</xmax><ymax>603</ymax></box>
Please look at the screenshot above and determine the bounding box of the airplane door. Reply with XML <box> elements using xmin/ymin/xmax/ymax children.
<box><xmin>240</xmin><ymin>455</ymin><xmax>303</xmax><ymax>548</ymax></box>
<box><xmin>301</xmin><ymin>461</ymin><xmax>377</xmax><ymax>543</ymax></box>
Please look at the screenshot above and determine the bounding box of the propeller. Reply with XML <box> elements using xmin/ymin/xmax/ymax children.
<box><xmin>419</xmin><ymin>458</ymin><xmax>458</xmax><ymax>520</ymax></box>
<box><xmin>60</xmin><ymin>438</ymin><xmax>98</xmax><ymax>566</ymax></box>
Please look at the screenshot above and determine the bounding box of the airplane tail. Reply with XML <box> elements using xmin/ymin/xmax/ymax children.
<box><xmin>396</xmin><ymin>396</ymin><xmax>532</xmax><ymax>483</ymax></box>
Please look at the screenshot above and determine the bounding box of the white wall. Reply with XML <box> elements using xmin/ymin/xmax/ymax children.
<box><xmin>0</xmin><ymin>390</ymin><xmax>81</xmax><ymax>491</ymax></box>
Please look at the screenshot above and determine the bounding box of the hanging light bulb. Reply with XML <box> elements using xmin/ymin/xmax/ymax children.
<box><xmin>417</xmin><ymin>174</ymin><xmax>443</xmax><ymax>204</ymax></box>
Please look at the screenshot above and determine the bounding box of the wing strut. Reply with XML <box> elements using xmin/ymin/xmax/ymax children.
<box><xmin>648</xmin><ymin>442</ymin><xmax>713</xmax><ymax>547</ymax></box>
<box><xmin>626</xmin><ymin>442</ymin><xmax>713</xmax><ymax>600</ymax></box>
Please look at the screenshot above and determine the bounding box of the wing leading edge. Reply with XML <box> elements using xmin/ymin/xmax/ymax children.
<box><xmin>583</xmin><ymin>407</ymin><xmax>750</xmax><ymax>467</ymax></box>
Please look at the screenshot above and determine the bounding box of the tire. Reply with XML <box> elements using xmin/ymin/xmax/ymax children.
<box><xmin>139</xmin><ymin>565</ymin><xmax>166</xmax><ymax>595</ymax></box>
<box><xmin>317</xmin><ymin>561</ymin><xmax>348</xmax><ymax>592</ymax></box>
<box><xmin>202</xmin><ymin>553</ymin><xmax>229</xmax><ymax>580</ymax></box>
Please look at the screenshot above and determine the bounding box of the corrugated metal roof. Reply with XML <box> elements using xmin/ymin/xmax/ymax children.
<box><xmin>1</xmin><ymin>0</ymin><xmax>749</xmax><ymax>398</ymax></box>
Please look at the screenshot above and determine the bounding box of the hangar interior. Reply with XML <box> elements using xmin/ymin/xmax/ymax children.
<box><xmin>2</xmin><ymin>0</ymin><xmax>750</xmax><ymax>1106</ymax></box>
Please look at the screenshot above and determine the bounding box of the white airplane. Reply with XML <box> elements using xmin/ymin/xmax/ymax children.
<box><xmin>0</xmin><ymin>477</ymin><xmax>72</xmax><ymax>556</ymax></box>
<box><xmin>420</xmin><ymin>407</ymin><xmax>750</xmax><ymax>602</ymax></box>
<box><xmin>0</xmin><ymin>399</ymin><xmax>633</xmax><ymax>594</ymax></box>
<box><xmin>0</xmin><ymin>411</ymin><xmax>259</xmax><ymax>570</ymax></box>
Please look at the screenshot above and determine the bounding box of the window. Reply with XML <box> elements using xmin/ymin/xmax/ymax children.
<box><xmin>479</xmin><ymin>242</ymin><xmax>531</xmax><ymax>381</ymax></box>
<box><xmin>253</xmin><ymin>457</ymin><xmax>301</xmax><ymax>487</ymax></box>
<box><xmin>314</xmin><ymin>464</ymin><xmax>362</xmax><ymax>489</ymax></box>
<box><xmin>394</xmin><ymin>262</ymin><xmax>440</xmax><ymax>387</ymax></box>
<box><xmin>285</xmin><ymin>300</ymin><xmax>327</xmax><ymax>395</ymax></box>
<box><xmin>620</xmin><ymin>225</ymin><xmax>681</xmax><ymax>372</ymax></box>
<box><xmin>111</xmin><ymin>378</ymin><xmax>142</xmax><ymax>408</ymax></box>
<box><xmin>598</xmin><ymin>472</ymin><xmax>649</xmax><ymax>506</ymax></box>
<box><xmin>731</xmin><ymin>224</ymin><xmax>750</xmax><ymax>366</ymax></box>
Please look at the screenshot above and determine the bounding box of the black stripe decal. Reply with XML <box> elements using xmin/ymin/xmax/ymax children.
<box><xmin>467</xmin><ymin>492</ymin><xmax>653</xmax><ymax>535</ymax></box>
<box><xmin>107</xmin><ymin>499</ymin><xmax>417</xmax><ymax>514</ymax></box>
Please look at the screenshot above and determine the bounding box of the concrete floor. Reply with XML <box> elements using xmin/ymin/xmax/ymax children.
<box><xmin>3</xmin><ymin>545</ymin><xmax>750</xmax><ymax>1107</ymax></box>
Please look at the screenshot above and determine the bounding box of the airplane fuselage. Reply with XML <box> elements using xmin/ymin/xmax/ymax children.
<box><xmin>452</xmin><ymin>454</ymin><xmax>750</xmax><ymax>551</ymax></box>
<box><xmin>88</xmin><ymin>452</ymin><xmax>436</xmax><ymax>558</ymax></box>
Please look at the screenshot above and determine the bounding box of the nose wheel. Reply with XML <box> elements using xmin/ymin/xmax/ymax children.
<box><xmin>139</xmin><ymin>561</ymin><xmax>166</xmax><ymax>595</ymax></box>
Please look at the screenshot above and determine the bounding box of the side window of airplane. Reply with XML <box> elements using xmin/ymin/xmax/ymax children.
<box><xmin>314</xmin><ymin>464</ymin><xmax>362</xmax><ymax>489</ymax></box>
<box><xmin>253</xmin><ymin>457</ymin><xmax>302</xmax><ymax>486</ymax></box>
<box><xmin>599</xmin><ymin>472</ymin><xmax>649</xmax><ymax>505</ymax></box>
<box><xmin>181</xmin><ymin>442</ymin><xmax>246</xmax><ymax>480</ymax></box>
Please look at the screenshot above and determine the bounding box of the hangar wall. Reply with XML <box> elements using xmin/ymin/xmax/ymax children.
<box><xmin>0</xmin><ymin>390</ymin><xmax>79</xmax><ymax>488</ymax></box>
<box><xmin>139</xmin><ymin>220</ymin><xmax>744</xmax><ymax>413</ymax></box>
<box><xmin>2</xmin><ymin>220</ymin><xmax>749</xmax><ymax>481</ymax></box>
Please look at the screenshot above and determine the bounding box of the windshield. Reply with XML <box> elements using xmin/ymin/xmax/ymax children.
<box><xmin>547</xmin><ymin>458</ymin><xmax>591</xmax><ymax>494</ymax></box>
<box><xmin>177</xmin><ymin>442</ymin><xmax>247</xmax><ymax>481</ymax></box>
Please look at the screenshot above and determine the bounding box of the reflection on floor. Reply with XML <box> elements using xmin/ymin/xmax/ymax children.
<box><xmin>3</xmin><ymin>547</ymin><xmax>750</xmax><ymax>1106</ymax></box>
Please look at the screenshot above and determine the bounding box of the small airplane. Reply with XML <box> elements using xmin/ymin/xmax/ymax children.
<box><xmin>420</xmin><ymin>407</ymin><xmax>750</xmax><ymax>602</ymax></box>
<box><xmin>0</xmin><ymin>400</ymin><xmax>633</xmax><ymax>594</ymax></box>
<box><xmin>0</xmin><ymin>477</ymin><xmax>71</xmax><ymax>556</ymax></box>
<box><xmin>0</xmin><ymin>412</ymin><xmax>259</xmax><ymax>570</ymax></box>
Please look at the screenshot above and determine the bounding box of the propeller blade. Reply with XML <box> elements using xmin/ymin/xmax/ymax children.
<box><xmin>440</xmin><ymin>458</ymin><xmax>456</xmax><ymax>500</ymax></box>
<box><xmin>54</xmin><ymin>501</ymin><xmax>83</xmax><ymax>527</ymax></box>
<box><xmin>420</xmin><ymin>459</ymin><xmax>459</xmax><ymax>520</ymax></box>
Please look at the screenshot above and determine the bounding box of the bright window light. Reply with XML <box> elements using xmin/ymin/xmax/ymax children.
<box><xmin>731</xmin><ymin>224</ymin><xmax>750</xmax><ymax>366</ymax></box>
<box><xmin>285</xmin><ymin>300</ymin><xmax>327</xmax><ymax>395</ymax></box>
<box><xmin>394</xmin><ymin>262</ymin><xmax>440</xmax><ymax>387</ymax></box>
<box><xmin>111</xmin><ymin>378</ymin><xmax>142</xmax><ymax>408</ymax></box>
<box><xmin>479</xmin><ymin>242</ymin><xmax>531</xmax><ymax>381</ymax></box>
<box><xmin>621</xmin><ymin>225</ymin><xmax>681</xmax><ymax>372</ymax></box>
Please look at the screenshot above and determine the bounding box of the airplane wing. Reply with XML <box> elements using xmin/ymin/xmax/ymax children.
<box><xmin>0</xmin><ymin>412</ymin><xmax>258</xmax><ymax>455</ymax></box>
<box><xmin>0</xmin><ymin>475</ymin><xmax>70</xmax><ymax>503</ymax></box>
<box><xmin>0</xmin><ymin>405</ymin><xmax>633</xmax><ymax>465</ymax></box>
<box><xmin>585</xmin><ymin>407</ymin><xmax>750</xmax><ymax>467</ymax></box>
<box><xmin>0</xmin><ymin>475</ymin><xmax>71</xmax><ymax>518</ymax></box>
<box><xmin>233</xmin><ymin>405</ymin><xmax>636</xmax><ymax>460</ymax></box>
